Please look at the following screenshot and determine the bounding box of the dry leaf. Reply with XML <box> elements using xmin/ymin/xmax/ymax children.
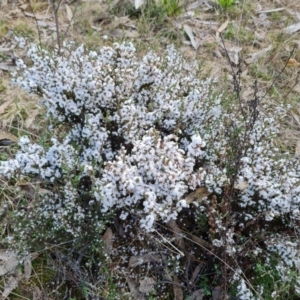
<box><xmin>37</xmin><ymin>20</ymin><xmax>57</xmax><ymax>30</ymax></box>
<box><xmin>0</xmin><ymin>131</ymin><xmax>18</xmax><ymax>146</ymax></box>
<box><xmin>254</xmin><ymin>31</ymin><xmax>265</xmax><ymax>41</ymax></box>
<box><xmin>139</xmin><ymin>277</ymin><xmax>156</xmax><ymax>294</ymax></box>
<box><xmin>185</xmin><ymin>187</ymin><xmax>210</xmax><ymax>204</ymax></box>
<box><xmin>295</xmin><ymin>140</ymin><xmax>300</xmax><ymax>156</ymax></box>
<box><xmin>19</xmin><ymin>3</ymin><xmax>28</xmax><ymax>10</ymax></box>
<box><xmin>126</xmin><ymin>277</ymin><xmax>139</xmax><ymax>292</ymax></box>
<box><xmin>122</xmin><ymin>19</ymin><xmax>137</xmax><ymax>30</ymax></box>
<box><xmin>0</xmin><ymin>42</ymin><xmax>16</xmax><ymax>52</ymax></box>
<box><xmin>256</xmin><ymin>3</ymin><xmax>262</xmax><ymax>12</ymax></box>
<box><xmin>110</xmin><ymin>16</ymin><xmax>133</xmax><ymax>29</ymax></box>
<box><xmin>217</xmin><ymin>19</ymin><xmax>229</xmax><ymax>33</ymax></box>
<box><xmin>234</xmin><ymin>181</ymin><xmax>249</xmax><ymax>191</ymax></box>
<box><xmin>101</xmin><ymin>227</ymin><xmax>114</xmax><ymax>255</ymax></box>
<box><xmin>187</xmin><ymin>1</ymin><xmax>205</xmax><ymax>10</ymax></box>
<box><xmin>129</xmin><ymin>253</ymin><xmax>160</xmax><ymax>268</ymax></box>
<box><xmin>90</xmin><ymin>26</ymin><xmax>102</xmax><ymax>32</ymax></box>
<box><xmin>203</xmin><ymin>1</ymin><xmax>213</xmax><ymax>11</ymax></box>
<box><xmin>259</xmin><ymin>7</ymin><xmax>285</xmax><ymax>14</ymax></box>
<box><xmin>113</xmin><ymin>216</ymin><xmax>125</xmax><ymax>237</ymax></box>
<box><xmin>24</xmin><ymin>255</ymin><xmax>32</xmax><ymax>281</ymax></box>
<box><xmin>294</xmin><ymin>40</ymin><xmax>300</xmax><ymax>51</ymax></box>
<box><xmin>173</xmin><ymin>274</ymin><xmax>183</xmax><ymax>300</ymax></box>
<box><xmin>287</xmin><ymin>58</ymin><xmax>299</xmax><ymax>67</ymax></box>
<box><xmin>216</xmin><ymin>19</ymin><xmax>229</xmax><ymax>41</ymax></box>
<box><xmin>166</xmin><ymin>219</ymin><xmax>185</xmax><ymax>252</ymax></box>
<box><xmin>184</xmin><ymin>24</ymin><xmax>200</xmax><ymax>50</ymax></box>
<box><xmin>0</xmin><ymin>62</ymin><xmax>16</xmax><ymax>72</ymax></box>
<box><xmin>65</xmin><ymin>4</ymin><xmax>73</xmax><ymax>23</ymax></box>
<box><xmin>190</xmin><ymin>264</ymin><xmax>202</xmax><ymax>285</ymax></box>
<box><xmin>163</xmin><ymin>265</ymin><xmax>173</xmax><ymax>281</ymax></box>
<box><xmin>17</xmin><ymin>182</ymin><xmax>37</xmax><ymax>199</ymax></box>
<box><xmin>93</xmin><ymin>15</ymin><xmax>111</xmax><ymax>26</ymax></box>
<box><xmin>212</xmin><ymin>286</ymin><xmax>223</xmax><ymax>300</ymax></box>
<box><xmin>32</xmin><ymin>286</ymin><xmax>43</xmax><ymax>300</ymax></box>
<box><xmin>195</xmin><ymin>20</ymin><xmax>219</xmax><ymax>26</ymax></box>
<box><xmin>9</xmin><ymin>8</ymin><xmax>22</xmax><ymax>17</ymax></box>
<box><xmin>227</xmin><ymin>47</ymin><xmax>242</xmax><ymax>65</ymax></box>
<box><xmin>190</xmin><ymin>289</ymin><xmax>205</xmax><ymax>300</ymax></box>
<box><xmin>291</xmin><ymin>111</ymin><xmax>300</xmax><ymax>126</ymax></box>
<box><xmin>293</xmin><ymin>83</ymin><xmax>300</xmax><ymax>93</ymax></box>
<box><xmin>109</xmin><ymin>29</ymin><xmax>139</xmax><ymax>38</ymax></box>
<box><xmin>178</xmin><ymin>10</ymin><xmax>195</xmax><ymax>18</ymax></box>
<box><xmin>38</xmin><ymin>188</ymin><xmax>52</xmax><ymax>196</ymax></box>
<box><xmin>126</xmin><ymin>277</ymin><xmax>146</xmax><ymax>300</ymax></box>
<box><xmin>110</xmin><ymin>16</ymin><xmax>136</xmax><ymax>29</ymax></box>
<box><xmin>122</xmin><ymin>30</ymin><xmax>139</xmax><ymax>38</ymax></box>
<box><xmin>1</xmin><ymin>273</ymin><xmax>20</xmax><ymax>299</ymax></box>
<box><xmin>284</xmin><ymin>22</ymin><xmax>300</xmax><ymax>34</ymax></box>
<box><xmin>25</xmin><ymin>108</ymin><xmax>40</xmax><ymax>128</ymax></box>
<box><xmin>245</xmin><ymin>45</ymin><xmax>272</xmax><ymax>64</ymax></box>
<box><xmin>190</xmin><ymin>234</ymin><xmax>212</xmax><ymax>249</ymax></box>
<box><xmin>258</xmin><ymin>13</ymin><xmax>271</xmax><ymax>27</ymax></box>
<box><xmin>0</xmin><ymin>250</ymin><xmax>18</xmax><ymax>276</ymax></box>
<box><xmin>213</xmin><ymin>50</ymin><xmax>223</xmax><ymax>58</ymax></box>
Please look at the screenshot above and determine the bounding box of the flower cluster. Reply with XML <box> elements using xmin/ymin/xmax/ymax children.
<box><xmin>95</xmin><ymin>128</ymin><xmax>205</xmax><ymax>230</ymax></box>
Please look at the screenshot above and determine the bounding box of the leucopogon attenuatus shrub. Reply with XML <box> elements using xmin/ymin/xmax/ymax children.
<box><xmin>1</xmin><ymin>41</ymin><xmax>300</xmax><ymax>298</ymax></box>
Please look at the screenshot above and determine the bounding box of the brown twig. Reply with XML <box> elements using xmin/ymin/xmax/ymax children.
<box><xmin>25</xmin><ymin>0</ymin><xmax>42</xmax><ymax>46</ymax></box>
<box><xmin>50</xmin><ymin>0</ymin><xmax>64</xmax><ymax>53</ymax></box>
<box><xmin>62</xmin><ymin>0</ymin><xmax>80</xmax><ymax>45</ymax></box>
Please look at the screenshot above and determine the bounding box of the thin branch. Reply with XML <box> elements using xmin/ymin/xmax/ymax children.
<box><xmin>62</xmin><ymin>0</ymin><xmax>80</xmax><ymax>45</ymax></box>
<box><xmin>261</xmin><ymin>46</ymin><xmax>296</xmax><ymax>101</ymax></box>
<box><xmin>284</xmin><ymin>70</ymin><xmax>300</xmax><ymax>99</ymax></box>
<box><xmin>220</xmin><ymin>34</ymin><xmax>246</xmax><ymax>121</ymax></box>
<box><xmin>25</xmin><ymin>0</ymin><xmax>42</xmax><ymax>46</ymax></box>
<box><xmin>156</xmin><ymin>222</ymin><xmax>263</xmax><ymax>300</ymax></box>
<box><xmin>50</xmin><ymin>0</ymin><xmax>64</xmax><ymax>53</ymax></box>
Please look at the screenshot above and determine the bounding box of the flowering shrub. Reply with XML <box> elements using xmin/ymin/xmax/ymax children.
<box><xmin>1</xmin><ymin>41</ymin><xmax>300</xmax><ymax>298</ymax></box>
<box><xmin>4</xmin><ymin>42</ymin><xmax>214</xmax><ymax>232</ymax></box>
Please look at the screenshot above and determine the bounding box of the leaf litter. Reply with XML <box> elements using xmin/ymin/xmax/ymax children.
<box><xmin>1</xmin><ymin>272</ymin><xmax>22</xmax><ymax>299</ymax></box>
<box><xmin>0</xmin><ymin>251</ymin><xmax>18</xmax><ymax>276</ymax></box>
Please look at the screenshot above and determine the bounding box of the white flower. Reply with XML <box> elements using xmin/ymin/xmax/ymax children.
<box><xmin>188</xmin><ymin>134</ymin><xmax>206</xmax><ymax>157</ymax></box>
<box><xmin>212</xmin><ymin>239</ymin><xmax>223</xmax><ymax>247</ymax></box>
